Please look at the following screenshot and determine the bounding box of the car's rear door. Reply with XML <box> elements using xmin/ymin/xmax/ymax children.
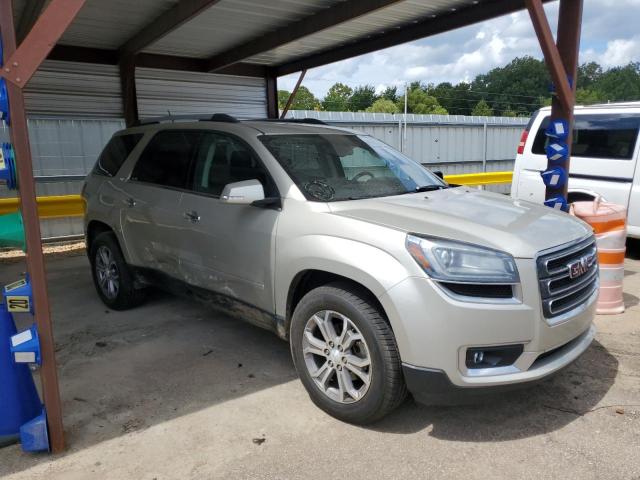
<box><xmin>178</xmin><ymin>130</ymin><xmax>280</xmax><ymax>313</ymax></box>
<box><xmin>120</xmin><ymin>130</ymin><xmax>201</xmax><ymax>279</ymax></box>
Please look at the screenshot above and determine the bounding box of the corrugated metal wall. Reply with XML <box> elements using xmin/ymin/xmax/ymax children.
<box><xmin>136</xmin><ymin>68</ymin><xmax>267</xmax><ymax>119</ymax></box>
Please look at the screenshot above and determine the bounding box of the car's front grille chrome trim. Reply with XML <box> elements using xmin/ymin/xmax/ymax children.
<box><xmin>536</xmin><ymin>235</ymin><xmax>599</xmax><ymax>323</ymax></box>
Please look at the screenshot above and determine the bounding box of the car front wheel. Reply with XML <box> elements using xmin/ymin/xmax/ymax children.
<box><xmin>290</xmin><ymin>282</ymin><xmax>406</xmax><ymax>424</ymax></box>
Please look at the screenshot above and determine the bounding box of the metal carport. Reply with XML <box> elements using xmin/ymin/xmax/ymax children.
<box><xmin>0</xmin><ymin>0</ymin><xmax>582</xmax><ymax>452</ymax></box>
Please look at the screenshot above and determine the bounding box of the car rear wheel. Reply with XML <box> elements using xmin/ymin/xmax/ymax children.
<box><xmin>90</xmin><ymin>232</ymin><xmax>146</xmax><ymax>310</ymax></box>
<box><xmin>290</xmin><ymin>282</ymin><xmax>406</xmax><ymax>424</ymax></box>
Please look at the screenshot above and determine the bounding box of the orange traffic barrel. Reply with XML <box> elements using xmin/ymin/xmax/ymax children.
<box><xmin>572</xmin><ymin>198</ymin><xmax>627</xmax><ymax>315</ymax></box>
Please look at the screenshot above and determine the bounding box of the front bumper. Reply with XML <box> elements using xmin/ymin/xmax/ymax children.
<box><xmin>378</xmin><ymin>257</ymin><xmax>597</xmax><ymax>394</ymax></box>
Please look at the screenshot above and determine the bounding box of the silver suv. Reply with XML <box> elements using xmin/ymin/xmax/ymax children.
<box><xmin>83</xmin><ymin>115</ymin><xmax>598</xmax><ymax>423</ymax></box>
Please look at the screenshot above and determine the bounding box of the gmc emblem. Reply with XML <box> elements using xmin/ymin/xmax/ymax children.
<box><xmin>567</xmin><ymin>253</ymin><xmax>596</xmax><ymax>279</ymax></box>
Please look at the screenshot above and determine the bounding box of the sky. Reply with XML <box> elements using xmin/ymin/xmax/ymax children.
<box><xmin>278</xmin><ymin>0</ymin><xmax>640</xmax><ymax>98</ymax></box>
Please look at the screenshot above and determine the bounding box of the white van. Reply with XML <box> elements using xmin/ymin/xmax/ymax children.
<box><xmin>511</xmin><ymin>102</ymin><xmax>640</xmax><ymax>238</ymax></box>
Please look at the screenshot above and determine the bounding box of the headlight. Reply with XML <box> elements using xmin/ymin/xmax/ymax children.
<box><xmin>406</xmin><ymin>234</ymin><xmax>519</xmax><ymax>284</ymax></box>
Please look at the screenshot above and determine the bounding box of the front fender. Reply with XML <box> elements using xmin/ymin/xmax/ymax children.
<box><xmin>275</xmin><ymin>233</ymin><xmax>412</xmax><ymax>333</ymax></box>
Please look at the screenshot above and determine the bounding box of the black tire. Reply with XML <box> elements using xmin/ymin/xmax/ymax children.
<box><xmin>89</xmin><ymin>231</ymin><xmax>146</xmax><ymax>310</ymax></box>
<box><xmin>290</xmin><ymin>282</ymin><xmax>407</xmax><ymax>424</ymax></box>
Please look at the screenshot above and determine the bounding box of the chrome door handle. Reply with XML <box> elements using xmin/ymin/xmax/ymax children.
<box><xmin>125</xmin><ymin>197</ymin><xmax>136</xmax><ymax>207</ymax></box>
<box><xmin>184</xmin><ymin>211</ymin><xmax>201</xmax><ymax>223</ymax></box>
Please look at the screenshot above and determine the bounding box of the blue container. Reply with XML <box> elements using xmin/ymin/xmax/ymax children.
<box><xmin>0</xmin><ymin>303</ymin><xmax>41</xmax><ymax>447</ymax></box>
<box><xmin>20</xmin><ymin>409</ymin><xmax>50</xmax><ymax>453</ymax></box>
<box><xmin>0</xmin><ymin>143</ymin><xmax>17</xmax><ymax>190</ymax></box>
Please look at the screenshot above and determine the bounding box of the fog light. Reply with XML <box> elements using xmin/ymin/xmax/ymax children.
<box><xmin>465</xmin><ymin>345</ymin><xmax>524</xmax><ymax>369</ymax></box>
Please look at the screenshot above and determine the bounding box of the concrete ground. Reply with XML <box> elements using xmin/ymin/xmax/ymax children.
<box><xmin>0</xmin><ymin>246</ymin><xmax>639</xmax><ymax>480</ymax></box>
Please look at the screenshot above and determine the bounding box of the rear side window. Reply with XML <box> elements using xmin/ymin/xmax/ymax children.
<box><xmin>131</xmin><ymin>130</ymin><xmax>202</xmax><ymax>189</ymax></box>
<box><xmin>95</xmin><ymin>134</ymin><xmax>143</xmax><ymax>176</ymax></box>
<box><xmin>532</xmin><ymin>114</ymin><xmax>640</xmax><ymax>160</ymax></box>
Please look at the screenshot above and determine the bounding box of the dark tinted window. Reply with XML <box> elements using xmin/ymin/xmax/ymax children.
<box><xmin>532</xmin><ymin>114</ymin><xmax>640</xmax><ymax>160</ymax></box>
<box><xmin>131</xmin><ymin>130</ymin><xmax>202</xmax><ymax>188</ymax></box>
<box><xmin>95</xmin><ymin>134</ymin><xmax>143</xmax><ymax>176</ymax></box>
<box><xmin>189</xmin><ymin>132</ymin><xmax>277</xmax><ymax>197</ymax></box>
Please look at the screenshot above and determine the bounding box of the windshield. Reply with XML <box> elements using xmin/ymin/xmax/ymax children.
<box><xmin>259</xmin><ymin>134</ymin><xmax>446</xmax><ymax>201</ymax></box>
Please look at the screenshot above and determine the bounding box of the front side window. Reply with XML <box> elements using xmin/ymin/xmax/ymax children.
<box><xmin>95</xmin><ymin>133</ymin><xmax>143</xmax><ymax>177</ymax></box>
<box><xmin>259</xmin><ymin>134</ymin><xmax>445</xmax><ymax>201</ymax></box>
<box><xmin>131</xmin><ymin>130</ymin><xmax>202</xmax><ymax>188</ymax></box>
<box><xmin>532</xmin><ymin>114</ymin><xmax>640</xmax><ymax>160</ymax></box>
<box><xmin>189</xmin><ymin>132</ymin><xmax>277</xmax><ymax>197</ymax></box>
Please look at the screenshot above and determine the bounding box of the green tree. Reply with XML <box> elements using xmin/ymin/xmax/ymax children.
<box><xmin>471</xmin><ymin>99</ymin><xmax>494</xmax><ymax>116</ymax></box>
<box><xmin>380</xmin><ymin>86</ymin><xmax>399</xmax><ymax>103</ymax></box>
<box><xmin>321</xmin><ymin>82</ymin><xmax>353</xmax><ymax>111</ymax></box>
<box><xmin>472</xmin><ymin>56</ymin><xmax>550</xmax><ymax>115</ymax></box>
<box><xmin>277</xmin><ymin>90</ymin><xmax>291</xmax><ymax>110</ymax></box>
<box><xmin>578</xmin><ymin>62</ymin><xmax>603</xmax><ymax>90</ymax></box>
<box><xmin>349</xmin><ymin>85</ymin><xmax>377</xmax><ymax>111</ymax></box>
<box><xmin>398</xmin><ymin>88</ymin><xmax>448</xmax><ymax>114</ymax></box>
<box><xmin>284</xmin><ymin>86</ymin><xmax>320</xmax><ymax>111</ymax></box>
<box><xmin>591</xmin><ymin>63</ymin><xmax>640</xmax><ymax>102</ymax></box>
<box><xmin>575</xmin><ymin>88</ymin><xmax>606</xmax><ymax>105</ymax></box>
<box><xmin>366</xmin><ymin>98</ymin><xmax>399</xmax><ymax>113</ymax></box>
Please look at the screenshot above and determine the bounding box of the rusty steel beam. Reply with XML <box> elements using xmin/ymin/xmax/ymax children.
<box><xmin>266</xmin><ymin>69</ymin><xmax>278</xmax><ymax>119</ymax></box>
<box><xmin>206</xmin><ymin>0</ymin><xmax>403</xmax><ymax>72</ymax></box>
<box><xmin>280</xmin><ymin>69</ymin><xmax>307</xmax><ymax>119</ymax></box>
<box><xmin>47</xmin><ymin>45</ymin><xmax>269</xmax><ymax>77</ymax></box>
<box><xmin>119</xmin><ymin>55</ymin><xmax>139</xmax><ymax>127</ymax></box>
<box><xmin>0</xmin><ymin>0</ymin><xmax>83</xmax><ymax>454</ymax></box>
<box><xmin>0</xmin><ymin>0</ymin><xmax>85</xmax><ymax>88</ymax></box>
<box><xmin>525</xmin><ymin>0</ymin><xmax>574</xmax><ymax>112</ymax></box>
<box><xmin>118</xmin><ymin>0</ymin><xmax>223</xmax><ymax>56</ymax></box>
<box><xmin>551</xmin><ymin>0</ymin><xmax>583</xmax><ymax>201</ymax></box>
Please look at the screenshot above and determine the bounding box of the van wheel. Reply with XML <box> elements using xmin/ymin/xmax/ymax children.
<box><xmin>290</xmin><ymin>282</ymin><xmax>406</xmax><ymax>424</ymax></box>
<box><xmin>89</xmin><ymin>232</ymin><xmax>146</xmax><ymax>310</ymax></box>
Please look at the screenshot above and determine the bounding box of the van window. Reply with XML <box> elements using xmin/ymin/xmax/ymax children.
<box><xmin>131</xmin><ymin>130</ymin><xmax>202</xmax><ymax>189</ymax></box>
<box><xmin>532</xmin><ymin>114</ymin><xmax>640</xmax><ymax>160</ymax></box>
<box><xmin>94</xmin><ymin>134</ymin><xmax>143</xmax><ymax>176</ymax></box>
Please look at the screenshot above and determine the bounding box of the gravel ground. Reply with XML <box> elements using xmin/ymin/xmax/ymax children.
<box><xmin>0</xmin><ymin>247</ymin><xmax>638</xmax><ymax>480</ymax></box>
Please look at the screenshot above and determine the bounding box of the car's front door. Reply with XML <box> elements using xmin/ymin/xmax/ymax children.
<box><xmin>178</xmin><ymin>131</ymin><xmax>280</xmax><ymax>314</ymax></box>
<box><xmin>121</xmin><ymin>130</ymin><xmax>201</xmax><ymax>279</ymax></box>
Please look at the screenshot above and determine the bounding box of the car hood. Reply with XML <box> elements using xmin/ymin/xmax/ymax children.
<box><xmin>328</xmin><ymin>187</ymin><xmax>592</xmax><ymax>258</ymax></box>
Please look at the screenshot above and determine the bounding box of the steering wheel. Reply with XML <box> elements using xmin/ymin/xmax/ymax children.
<box><xmin>352</xmin><ymin>171</ymin><xmax>375</xmax><ymax>182</ymax></box>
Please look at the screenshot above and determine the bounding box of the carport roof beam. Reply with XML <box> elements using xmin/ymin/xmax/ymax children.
<box><xmin>118</xmin><ymin>0</ymin><xmax>224</xmax><ymax>57</ymax></box>
<box><xmin>206</xmin><ymin>0</ymin><xmax>405</xmax><ymax>72</ymax></box>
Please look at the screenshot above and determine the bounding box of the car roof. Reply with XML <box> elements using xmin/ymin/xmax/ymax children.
<box><xmin>118</xmin><ymin>117</ymin><xmax>359</xmax><ymax>137</ymax></box>
<box><xmin>539</xmin><ymin>100</ymin><xmax>640</xmax><ymax>114</ymax></box>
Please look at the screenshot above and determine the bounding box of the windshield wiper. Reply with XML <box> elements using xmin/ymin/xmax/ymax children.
<box><xmin>413</xmin><ymin>185</ymin><xmax>447</xmax><ymax>193</ymax></box>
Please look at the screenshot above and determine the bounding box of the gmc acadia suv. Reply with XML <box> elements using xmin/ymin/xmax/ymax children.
<box><xmin>83</xmin><ymin>115</ymin><xmax>598</xmax><ymax>423</ymax></box>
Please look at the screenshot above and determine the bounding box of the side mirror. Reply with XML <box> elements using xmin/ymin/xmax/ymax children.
<box><xmin>433</xmin><ymin>170</ymin><xmax>444</xmax><ymax>180</ymax></box>
<box><xmin>220</xmin><ymin>179</ymin><xmax>265</xmax><ymax>205</ymax></box>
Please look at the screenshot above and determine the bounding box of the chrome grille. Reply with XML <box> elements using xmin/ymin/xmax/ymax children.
<box><xmin>537</xmin><ymin>236</ymin><xmax>599</xmax><ymax>320</ymax></box>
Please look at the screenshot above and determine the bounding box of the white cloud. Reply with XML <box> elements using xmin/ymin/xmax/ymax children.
<box><xmin>279</xmin><ymin>0</ymin><xmax>640</xmax><ymax>98</ymax></box>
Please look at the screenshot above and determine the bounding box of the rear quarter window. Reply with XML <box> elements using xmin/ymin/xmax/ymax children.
<box><xmin>532</xmin><ymin>114</ymin><xmax>640</xmax><ymax>160</ymax></box>
<box><xmin>94</xmin><ymin>133</ymin><xmax>144</xmax><ymax>176</ymax></box>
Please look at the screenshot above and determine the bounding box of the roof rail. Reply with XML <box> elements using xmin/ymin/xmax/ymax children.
<box><xmin>257</xmin><ymin>118</ymin><xmax>328</xmax><ymax>125</ymax></box>
<box><xmin>134</xmin><ymin>113</ymin><xmax>240</xmax><ymax>126</ymax></box>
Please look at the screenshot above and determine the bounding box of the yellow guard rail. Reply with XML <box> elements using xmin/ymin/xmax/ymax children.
<box><xmin>0</xmin><ymin>171</ymin><xmax>513</xmax><ymax>219</ymax></box>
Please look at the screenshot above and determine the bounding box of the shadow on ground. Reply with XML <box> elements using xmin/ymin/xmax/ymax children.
<box><xmin>370</xmin><ymin>339</ymin><xmax>617</xmax><ymax>440</ymax></box>
<box><xmin>0</xmin><ymin>254</ymin><xmax>619</xmax><ymax>474</ymax></box>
